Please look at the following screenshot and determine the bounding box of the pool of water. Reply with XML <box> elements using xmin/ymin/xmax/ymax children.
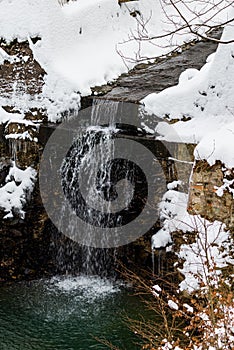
<box><xmin>0</xmin><ymin>275</ymin><xmax>152</xmax><ymax>350</ymax></box>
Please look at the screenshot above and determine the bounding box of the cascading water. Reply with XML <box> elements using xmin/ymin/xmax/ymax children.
<box><xmin>39</xmin><ymin>98</ymin><xmax>182</xmax><ymax>277</ymax></box>
<box><xmin>56</xmin><ymin>99</ymin><xmax>143</xmax><ymax>276</ymax></box>
<box><xmin>62</xmin><ymin>106</ymin><xmax>115</xmax><ymax>275</ymax></box>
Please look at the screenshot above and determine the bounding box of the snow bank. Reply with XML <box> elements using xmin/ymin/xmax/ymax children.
<box><xmin>142</xmin><ymin>11</ymin><xmax>234</xmax><ymax>148</ymax></box>
<box><xmin>0</xmin><ymin>0</ymin><xmax>166</xmax><ymax>122</ymax></box>
<box><xmin>152</xmin><ymin>228</ymin><xmax>172</xmax><ymax>249</ymax></box>
<box><xmin>0</xmin><ymin>162</ymin><xmax>37</xmax><ymax>219</ymax></box>
<box><xmin>195</xmin><ymin>122</ymin><xmax>234</xmax><ymax>168</ymax></box>
<box><xmin>1</xmin><ymin>0</ymin><xmax>230</xmax><ymax>123</ymax></box>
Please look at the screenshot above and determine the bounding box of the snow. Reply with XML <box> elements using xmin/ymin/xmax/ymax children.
<box><xmin>153</xmin><ymin>284</ymin><xmax>162</xmax><ymax>292</ymax></box>
<box><xmin>168</xmin><ymin>299</ymin><xmax>179</xmax><ymax>310</ymax></box>
<box><xmin>140</xmin><ymin>3</ymin><xmax>234</xmax><ymax>300</ymax></box>
<box><xmin>0</xmin><ymin>113</ymin><xmax>39</xmax><ymax>140</ymax></box>
<box><xmin>141</xmin><ymin>11</ymin><xmax>234</xmax><ymax>344</ymax></box>
<box><xmin>0</xmin><ymin>106</ymin><xmax>24</xmax><ymax>124</ymax></box>
<box><xmin>167</xmin><ymin>180</ymin><xmax>182</xmax><ymax>190</ymax></box>
<box><xmin>195</xmin><ymin>122</ymin><xmax>234</xmax><ymax>168</ymax></box>
<box><xmin>152</xmin><ymin>186</ymin><xmax>233</xmax><ymax>348</ymax></box>
<box><xmin>153</xmin><ymin>189</ymin><xmax>234</xmax><ymax>293</ymax></box>
<box><xmin>183</xmin><ymin>303</ymin><xmax>193</xmax><ymax>313</ymax></box>
<box><xmin>159</xmin><ymin>340</ymin><xmax>183</xmax><ymax>350</ymax></box>
<box><xmin>5</xmin><ymin>132</ymin><xmax>38</xmax><ymax>142</ymax></box>
<box><xmin>152</xmin><ymin>228</ymin><xmax>172</xmax><ymax>249</ymax></box>
<box><xmin>197</xmin><ymin>304</ymin><xmax>234</xmax><ymax>350</ymax></box>
<box><xmin>215</xmin><ymin>176</ymin><xmax>234</xmax><ymax>198</ymax></box>
<box><xmin>0</xmin><ymin>0</ymin><xmax>165</xmax><ymax>122</ymax></box>
<box><xmin>0</xmin><ymin>0</ymin><xmax>231</xmax><ymax>124</ymax></box>
<box><xmin>0</xmin><ymin>161</ymin><xmax>37</xmax><ymax>219</ymax></box>
<box><xmin>145</xmin><ymin>9</ymin><xmax>234</xmax><ymax>295</ymax></box>
<box><xmin>142</xmin><ymin>9</ymin><xmax>234</xmax><ymax>169</ymax></box>
<box><xmin>178</xmin><ymin>219</ymin><xmax>233</xmax><ymax>292</ymax></box>
<box><xmin>152</xmin><ymin>188</ymin><xmax>193</xmax><ymax>249</ymax></box>
<box><xmin>0</xmin><ymin>47</ymin><xmax>19</xmax><ymax>64</ymax></box>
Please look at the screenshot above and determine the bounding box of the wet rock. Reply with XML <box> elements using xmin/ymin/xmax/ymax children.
<box><xmin>0</xmin><ymin>157</ymin><xmax>11</xmax><ymax>185</ymax></box>
<box><xmin>89</xmin><ymin>30</ymin><xmax>221</xmax><ymax>103</ymax></box>
<box><xmin>0</xmin><ymin>186</ymin><xmax>55</xmax><ymax>282</ymax></box>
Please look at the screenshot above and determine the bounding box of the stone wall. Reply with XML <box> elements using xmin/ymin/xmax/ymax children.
<box><xmin>188</xmin><ymin>160</ymin><xmax>234</xmax><ymax>229</ymax></box>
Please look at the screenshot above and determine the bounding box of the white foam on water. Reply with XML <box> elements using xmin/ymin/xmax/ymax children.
<box><xmin>47</xmin><ymin>275</ymin><xmax>124</xmax><ymax>299</ymax></box>
<box><xmin>32</xmin><ymin>275</ymin><xmax>127</xmax><ymax>322</ymax></box>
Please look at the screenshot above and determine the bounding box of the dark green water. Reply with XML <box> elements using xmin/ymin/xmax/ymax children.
<box><xmin>0</xmin><ymin>275</ymin><xmax>151</xmax><ymax>350</ymax></box>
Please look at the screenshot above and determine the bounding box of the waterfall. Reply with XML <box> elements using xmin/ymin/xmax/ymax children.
<box><xmin>58</xmin><ymin>99</ymin><xmax>135</xmax><ymax>276</ymax></box>
<box><xmin>39</xmin><ymin>98</ymin><xmax>181</xmax><ymax>278</ymax></box>
<box><xmin>74</xmin><ymin>99</ymin><xmax>118</xmax><ymax>275</ymax></box>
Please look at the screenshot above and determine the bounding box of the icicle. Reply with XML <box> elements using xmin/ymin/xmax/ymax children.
<box><xmin>152</xmin><ymin>248</ymin><xmax>155</xmax><ymax>275</ymax></box>
<box><xmin>157</xmin><ymin>250</ymin><xmax>161</xmax><ymax>276</ymax></box>
<box><xmin>8</xmin><ymin>139</ymin><xmax>17</xmax><ymax>162</ymax></box>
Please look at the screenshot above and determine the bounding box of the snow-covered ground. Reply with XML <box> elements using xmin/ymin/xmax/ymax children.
<box><xmin>142</xmin><ymin>8</ymin><xmax>234</xmax><ymax>167</ymax></box>
<box><xmin>0</xmin><ymin>0</ymin><xmax>231</xmax><ymax>123</ymax></box>
<box><xmin>0</xmin><ymin>0</ymin><xmax>170</xmax><ymax>123</ymax></box>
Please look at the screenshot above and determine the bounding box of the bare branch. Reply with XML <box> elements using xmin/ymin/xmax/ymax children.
<box><xmin>118</xmin><ymin>0</ymin><xmax>234</xmax><ymax>64</ymax></box>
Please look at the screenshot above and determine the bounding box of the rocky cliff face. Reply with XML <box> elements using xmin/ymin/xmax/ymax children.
<box><xmin>0</xmin><ymin>37</ymin><xmax>52</xmax><ymax>280</ymax></box>
<box><xmin>0</xmin><ymin>38</ymin><xmax>46</xmax><ymax>124</ymax></box>
<box><xmin>188</xmin><ymin>160</ymin><xmax>234</xmax><ymax>230</ymax></box>
<box><xmin>0</xmin><ymin>142</ymin><xmax>53</xmax><ymax>281</ymax></box>
<box><xmin>1</xmin><ymin>34</ymin><xmax>231</xmax><ymax>282</ymax></box>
